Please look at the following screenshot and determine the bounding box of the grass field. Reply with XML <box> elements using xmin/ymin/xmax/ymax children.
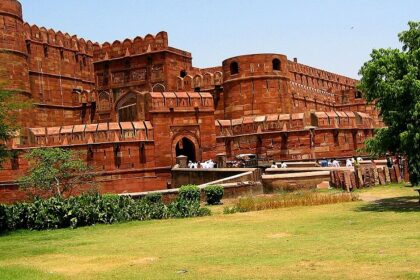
<box><xmin>0</xmin><ymin>184</ymin><xmax>419</xmax><ymax>280</ymax></box>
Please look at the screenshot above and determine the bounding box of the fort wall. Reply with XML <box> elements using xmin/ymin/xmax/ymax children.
<box><xmin>0</xmin><ymin>0</ymin><xmax>384</xmax><ymax>203</ymax></box>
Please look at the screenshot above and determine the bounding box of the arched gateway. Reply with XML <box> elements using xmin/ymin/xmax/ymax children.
<box><xmin>175</xmin><ymin>137</ymin><xmax>196</xmax><ymax>162</ymax></box>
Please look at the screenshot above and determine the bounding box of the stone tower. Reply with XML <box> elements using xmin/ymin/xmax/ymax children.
<box><xmin>222</xmin><ymin>54</ymin><xmax>291</xmax><ymax>119</ymax></box>
<box><xmin>0</xmin><ymin>0</ymin><xmax>30</xmax><ymax>94</ymax></box>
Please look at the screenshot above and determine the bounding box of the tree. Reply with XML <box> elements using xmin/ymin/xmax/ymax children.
<box><xmin>0</xmin><ymin>70</ymin><xmax>31</xmax><ymax>166</ymax></box>
<box><xmin>358</xmin><ymin>21</ymin><xmax>420</xmax><ymax>185</ymax></box>
<box><xmin>19</xmin><ymin>148</ymin><xmax>94</xmax><ymax>198</ymax></box>
<box><xmin>0</xmin><ymin>85</ymin><xmax>24</xmax><ymax>165</ymax></box>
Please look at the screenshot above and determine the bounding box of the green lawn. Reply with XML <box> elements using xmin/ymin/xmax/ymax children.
<box><xmin>0</xmin><ymin>184</ymin><xmax>419</xmax><ymax>280</ymax></box>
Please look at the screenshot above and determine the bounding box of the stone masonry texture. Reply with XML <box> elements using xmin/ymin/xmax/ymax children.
<box><xmin>0</xmin><ymin>0</ymin><xmax>384</xmax><ymax>203</ymax></box>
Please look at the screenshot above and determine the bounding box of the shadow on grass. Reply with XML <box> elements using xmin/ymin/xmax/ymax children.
<box><xmin>357</xmin><ymin>196</ymin><xmax>420</xmax><ymax>213</ymax></box>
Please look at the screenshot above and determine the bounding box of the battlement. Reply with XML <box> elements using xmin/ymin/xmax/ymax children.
<box><xmin>93</xmin><ymin>31</ymin><xmax>177</xmax><ymax>61</ymax></box>
<box><xmin>288</xmin><ymin>60</ymin><xmax>357</xmax><ymax>92</ymax></box>
<box><xmin>148</xmin><ymin>92</ymin><xmax>214</xmax><ymax>112</ymax></box>
<box><xmin>216</xmin><ymin>113</ymin><xmax>305</xmax><ymax>137</ymax></box>
<box><xmin>215</xmin><ymin>111</ymin><xmax>374</xmax><ymax>137</ymax></box>
<box><xmin>23</xmin><ymin>121</ymin><xmax>153</xmax><ymax>148</ymax></box>
<box><xmin>23</xmin><ymin>23</ymin><xmax>96</xmax><ymax>56</ymax></box>
<box><xmin>289</xmin><ymin>81</ymin><xmax>336</xmax><ymax>103</ymax></box>
<box><xmin>176</xmin><ymin>71</ymin><xmax>224</xmax><ymax>91</ymax></box>
<box><xmin>311</xmin><ymin>111</ymin><xmax>373</xmax><ymax>128</ymax></box>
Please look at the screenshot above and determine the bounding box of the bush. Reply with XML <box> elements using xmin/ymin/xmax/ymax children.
<box><xmin>0</xmin><ymin>204</ymin><xmax>7</xmax><ymax>232</ymax></box>
<box><xmin>133</xmin><ymin>197</ymin><xmax>167</xmax><ymax>220</ymax></box>
<box><xmin>178</xmin><ymin>185</ymin><xmax>201</xmax><ymax>202</ymax></box>
<box><xmin>144</xmin><ymin>193</ymin><xmax>163</xmax><ymax>204</ymax></box>
<box><xmin>223</xmin><ymin>206</ymin><xmax>239</xmax><ymax>215</ymax></box>
<box><xmin>204</xmin><ymin>185</ymin><xmax>224</xmax><ymax>205</ymax></box>
<box><xmin>0</xmin><ymin>191</ymin><xmax>211</xmax><ymax>232</ymax></box>
<box><xmin>168</xmin><ymin>199</ymin><xmax>210</xmax><ymax>218</ymax></box>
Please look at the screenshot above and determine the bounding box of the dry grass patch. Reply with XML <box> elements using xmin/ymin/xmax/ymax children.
<box><xmin>3</xmin><ymin>254</ymin><xmax>158</xmax><ymax>277</ymax></box>
<box><xmin>267</xmin><ymin>232</ymin><xmax>292</xmax><ymax>239</ymax></box>
<box><xmin>224</xmin><ymin>191</ymin><xmax>359</xmax><ymax>213</ymax></box>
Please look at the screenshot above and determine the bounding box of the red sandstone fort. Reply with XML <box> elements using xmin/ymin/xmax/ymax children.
<box><xmin>0</xmin><ymin>0</ymin><xmax>383</xmax><ymax>202</ymax></box>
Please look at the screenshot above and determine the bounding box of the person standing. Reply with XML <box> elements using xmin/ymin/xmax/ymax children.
<box><xmin>332</xmin><ymin>158</ymin><xmax>340</xmax><ymax>167</ymax></box>
<box><xmin>386</xmin><ymin>154</ymin><xmax>393</xmax><ymax>169</ymax></box>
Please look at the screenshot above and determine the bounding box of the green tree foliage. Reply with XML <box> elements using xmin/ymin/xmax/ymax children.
<box><xmin>18</xmin><ymin>148</ymin><xmax>94</xmax><ymax>198</ymax></box>
<box><xmin>358</xmin><ymin>21</ymin><xmax>420</xmax><ymax>185</ymax></box>
<box><xmin>0</xmin><ymin>85</ymin><xmax>27</xmax><ymax>165</ymax></box>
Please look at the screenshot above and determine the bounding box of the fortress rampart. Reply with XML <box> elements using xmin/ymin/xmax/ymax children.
<box><xmin>0</xmin><ymin>0</ymin><xmax>384</xmax><ymax>203</ymax></box>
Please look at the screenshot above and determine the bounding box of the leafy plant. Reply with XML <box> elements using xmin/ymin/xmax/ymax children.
<box><xmin>203</xmin><ymin>185</ymin><xmax>224</xmax><ymax>205</ymax></box>
<box><xmin>144</xmin><ymin>193</ymin><xmax>163</xmax><ymax>204</ymax></box>
<box><xmin>0</xmin><ymin>204</ymin><xmax>7</xmax><ymax>232</ymax></box>
<box><xmin>223</xmin><ymin>206</ymin><xmax>239</xmax><ymax>215</ymax></box>
<box><xmin>0</xmin><ymin>78</ymin><xmax>31</xmax><ymax>166</ymax></box>
<box><xmin>18</xmin><ymin>148</ymin><xmax>94</xmax><ymax>198</ymax></box>
<box><xmin>178</xmin><ymin>185</ymin><xmax>201</xmax><ymax>202</ymax></box>
<box><xmin>168</xmin><ymin>199</ymin><xmax>210</xmax><ymax>218</ymax></box>
<box><xmin>0</xmin><ymin>191</ymin><xmax>211</xmax><ymax>232</ymax></box>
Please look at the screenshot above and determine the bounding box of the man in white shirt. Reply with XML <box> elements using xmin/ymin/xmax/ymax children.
<box><xmin>332</xmin><ymin>159</ymin><xmax>340</xmax><ymax>167</ymax></box>
<box><xmin>280</xmin><ymin>162</ymin><xmax>288</xmax><ymax>168</ymax></box>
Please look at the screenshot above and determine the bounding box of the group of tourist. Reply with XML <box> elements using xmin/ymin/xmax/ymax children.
<box><xmin>188</xmin><ymin>159</ymin><xmax>216</xmax><ymax>169</ymax></box>
<box><xmin>270</xmin><ymin>162</ymin><xmax>288</xmax><ymax>169</ymax></box>
<box><xmin>319</xmin><ymin>158</ymin><xmax>342</xmax><ymax>167</ymax></box>
<box><xmin>318</xmin><ymin>157</ymin><xmax>364</xmax><ymax>168</ymax></box>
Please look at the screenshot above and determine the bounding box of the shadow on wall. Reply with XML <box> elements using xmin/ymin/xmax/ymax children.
<box><xmin>357</xmin><ymin>196</ymin><xmax>420</xmax><ymax>213</ymax></box>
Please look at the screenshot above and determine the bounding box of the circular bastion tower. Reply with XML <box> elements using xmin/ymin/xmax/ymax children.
<box><xmin>0</xmin><ymin>0</ymin><xmax>30</xmax><ymax>94</ymax></box>
<box><xmin>222</xmin><ymin>54</ymin><xmax>292</xmax><ymax>119</ymax></box>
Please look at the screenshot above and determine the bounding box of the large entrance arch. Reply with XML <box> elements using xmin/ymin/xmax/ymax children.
<box><xmin>175</xmin><ymin>137</ymin><xmax>196</xmax><ymax>162</ymax></box>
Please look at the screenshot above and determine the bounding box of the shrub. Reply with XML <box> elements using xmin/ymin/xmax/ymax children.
<box><xmin>133</xmin><ymin>197</ymin><xmax>167</xmax><ymax>220</ymax></box>
<box><xmin>223</xmin><ymin>206</ymin><xmax>239</xmax><ymax>215</ymax></box>
<box><xmin>0</xmin><ymin>204</ymin><xmax>7</xmax><ymax>232</ymax></box>
<box><xmin>144</xmin><ymin>193</ymin><xmax>163</xmax><ymax>204</ymax></box>
<box><xmin>204</xmin><ymin>185</ymin><xmax>224</xmax><ymax>205</ymax></box>
<box><xmin>178</xmin><ymin>185</ymin><xmax>201</xmax><ymax>202</ymax></box>
<box><xmin>0</xmin><ymin>191</ymin><xmax>211</xmax><ymax>232</ymax></box>
<box><xmin>168</xmin><ymin>199</ymin><xmax>210</xmax><ymax>218</ymax></box>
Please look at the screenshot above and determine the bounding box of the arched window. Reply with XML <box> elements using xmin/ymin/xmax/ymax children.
<box><xmin>152</xmin><ymin>83</ymin><xmax>166</xmax><ymax>92</ymax></box>
<box><xmin>355</xmin><ymin>91</ymin><xmax>362</xmax><ymax>99</ymax></box>
<box><xmin>230</xmin><ymin>61</ymin><xmax>239</xmax><ymax>75</ymax></box>
<box><xmin>180</xmin><ymin>70</ymin><xmax>187</xmax><ymax>78</ymax></box>
<box><xmin>116</xmin><ymin>92</ymin><xmax>138</xmax><ymax>122</ymax></box>
<box><xmin>272</xmin><ymin>58</ymin><xmax>281</xmax><ymax>71</ymax></box>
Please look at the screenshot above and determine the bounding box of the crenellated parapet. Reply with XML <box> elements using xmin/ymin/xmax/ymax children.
<box><xmin>289</xmin><ymin>81</ymin><xmax>336</xmax><ymax>105</ymax></box>
<box><xmin>176</xmin><ymin>70</ymin><xmax>224</xmax><ymax>91</ymax></box>
<box><xmin>216</xmin><ymin>111</ymin><xmax>375</xmax><ymax>138</ymax></box>
<box><xmin>216</xmin><ymin>113</ymin><xmax>306</xmax><ymax>137</ymax></box>
<box><xmin>93</xmin><ymin>32</ymin><xmax>171</xmax><ymax>61</ymax></box>
<box><xmin>148</xmin><ymin>92</ymin><xmax>214</xmax><ymax>113</ymax></box>
<box><xmin>25</xmin><ymin>121</ymin><xmax>153</xmax><ymax>148</ymax></box>
<box><xmin>23</xmin><ymin>23</ymin><xmax>96</xmax><ymax>57</ymax></box>
<box><xmin>287</xmin><ymin>60</ymin><xmax>358</xmax><ymax>93</ymax></box>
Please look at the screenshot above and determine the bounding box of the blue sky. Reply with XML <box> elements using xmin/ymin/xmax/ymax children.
<box><xmin>20</xmin><ymin>0</ymin><xmax>419</xmax><ymax>78</ymax></box>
